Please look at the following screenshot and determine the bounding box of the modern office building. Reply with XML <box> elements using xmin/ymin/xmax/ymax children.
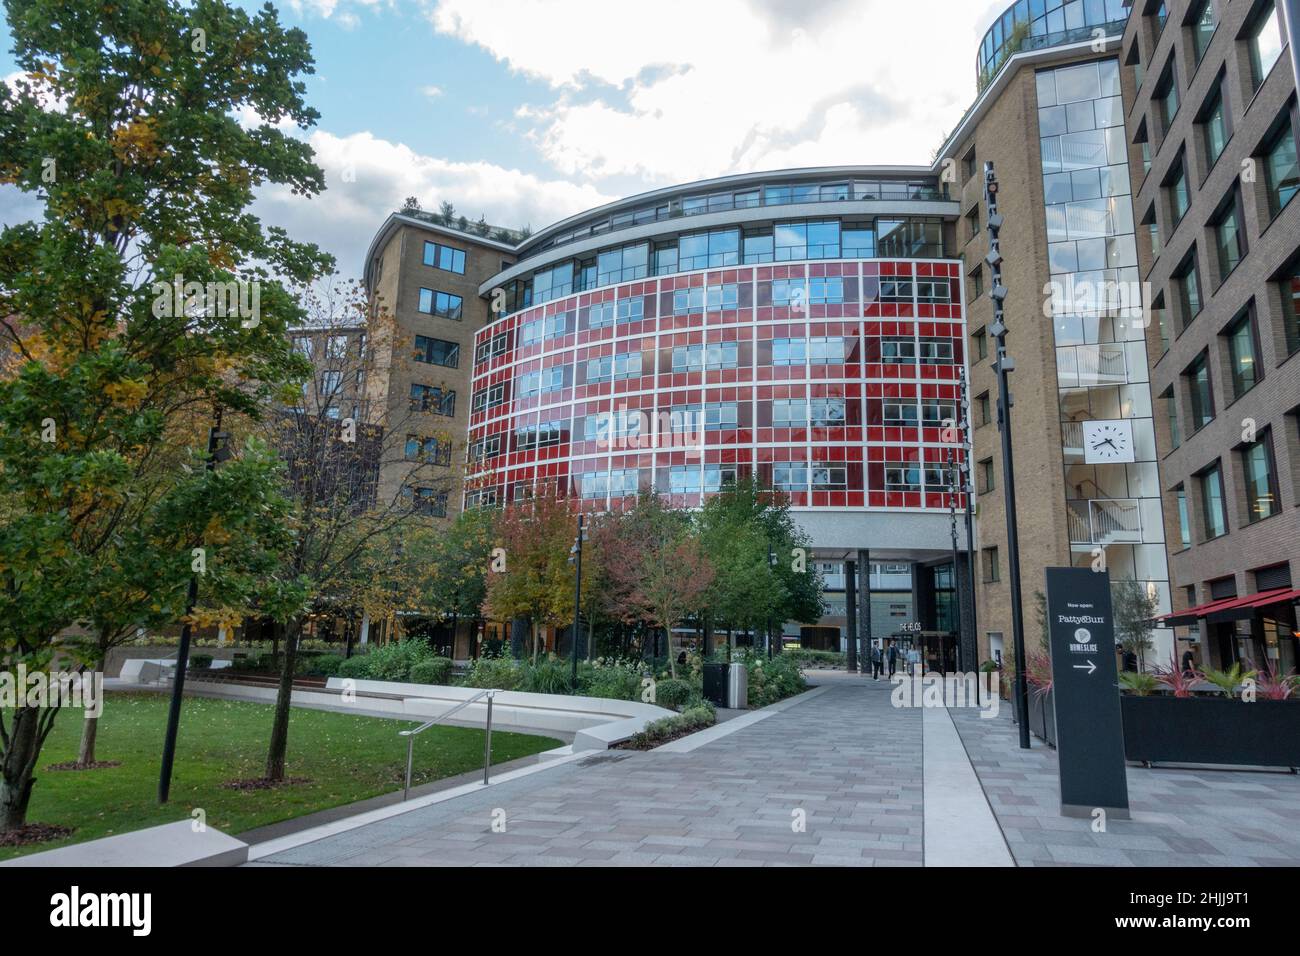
<box><xmin>935</xmin><ymin>0</ymin><xmax>1178</xmax><ymax>669</ymax></box>
<box><xmin>1125</xmin><ymin>0</ymin><xmax>1299</xmax><ymax>671</ymax></box>
<box><xmin>463</xmin><ymin>170</ymin><xmax>977</xmax><ymax>664</ymax></box>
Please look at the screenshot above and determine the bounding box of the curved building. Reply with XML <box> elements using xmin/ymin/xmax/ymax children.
<box><xmin>977</xmin><ymin>0</ymin><xmax>1130</xmax><ymax>85</ymax></box>
<box><xmin>465</xmin><ymin>168</ymin><xmax>973</xmax><ymax>661</ymax></box>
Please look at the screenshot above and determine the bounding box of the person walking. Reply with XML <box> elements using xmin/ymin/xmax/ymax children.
<box><xmin>870</xmin><ymin>643</ymin><xmax>883</xmax><ymax>680</ymax></box>
<box><xmin>887</xmin><ymin>643</ymin><xmax>899</xmax><ymax>677</ymax></box>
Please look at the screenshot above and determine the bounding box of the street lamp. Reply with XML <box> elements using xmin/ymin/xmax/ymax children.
<box><xmin>958</xmin><ymin>366</ymin><xmax>980</xmax><ymax>700</ymax></box>
<box><xmin>568</xmin><ymin>513</ymin><xmax>585</xmax><ymax>690</ymax></box>
<box><xmin>946</xmin><ymin>447</ymin><xmax>964</xmax><ymax>677</ymax></box>
<box><xmin>159</xmin><ymin>405</ymin><xmax>226</xmax><ymax>803</ymax></box>
<box><xmin>984</xmin><ymin>161</ymin><xmax>1031</xmax><ymax>749</ymax></box>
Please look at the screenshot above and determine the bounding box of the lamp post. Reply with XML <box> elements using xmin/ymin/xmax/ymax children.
<box><xmin>959</xmin><ymin>366</ymin><xmax>980</xmax><ymax>700</ymax></box>
<box><xmin>159</xmin><ymin>406</ymin><xmax>227</xmax><ymax>803</ymax></box>
<box><xmin>984</xmin><ymin>161</ymin><xmax>1031</xmax><ymax>749</ymax></box>
<box><xmin>569</xmin><ymin>513</ymin><xmax>585</xmax><ymax>691</ymax></box>
<box><xmin>766</xmin><ymin>538</ymin><xmax>776</xmax><ymax>658</ymax></box>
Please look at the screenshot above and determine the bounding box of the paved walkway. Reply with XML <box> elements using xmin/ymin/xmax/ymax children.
<box><xmin>253</xmin><ymin>674</ymin><xmax>935</xmax><ymax>867</ymax></box>
<box><xmin>249</xmin><ymin>674</ymin><xmax>1300</xmax><ymax>867</ymax></box>
<box><xmin>950</xmin><ymin>704</ymin><xmax>1300</xmax><ymax>867</ymax></box>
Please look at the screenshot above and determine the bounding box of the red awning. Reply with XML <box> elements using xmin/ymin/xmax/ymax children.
<box><xmin>1156</xmin><ymin>596</ymin><xmax>1242</xmax><ymax>627</ymax></box>
<box><xmin>1157</xmin><ymin>588</ymin><xmax>1300</xmax><ymax>627</ymax></box>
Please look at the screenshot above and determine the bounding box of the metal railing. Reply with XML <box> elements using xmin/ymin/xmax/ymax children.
<box><xmin>398</xmin><ymin>689</ymin><xmax>499</xmax><ymax>801</ymax></box>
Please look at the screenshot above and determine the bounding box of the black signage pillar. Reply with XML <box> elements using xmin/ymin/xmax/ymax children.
<box><xmin>844</xmin><ymin>559</ymin><xmax>859</xmax><ymax>673</ymax></box>
<box><xmin>1045</xmin><ymin>567</ymin><xmax>1129</xmax><ymax>820</ymax></box>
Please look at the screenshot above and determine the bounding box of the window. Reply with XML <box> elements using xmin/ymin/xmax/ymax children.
<box><xmin>773</xmin><ymin>463</ymin><xmax>809</xmax><ymax>492</ymax></box>
<box><xmin>1175</xmin><ymin>484</ymin><xmax>1192</xmax><ymax>548</ymax></box>
<box><xmin>1199</xmin><ymin>462</ymin><xmax>1227</xmax><ymax>539</ymax></box>
<box><xmin>406</xmin><ymin>487</ymin><xmax>448</xmax><ymax>518</ymax></box>
<box><xmin>774</xmin><ymin>220</ymin><xmax>840</xmax><ymax>260</ymax></box>
<box><xmin>1198</xmin><ymin>81</ymin><xmax>1229</xmax><ymax>171</ymax></box>
<box><xmin>653</xmin><ymin>242</ymin><xmax>678</xmax><ymax>276</ymax></box>
<box><xmin>417</xmin><ymin>288</ymin><xmax>463</xmax><ymax>320</ymax></box>
<box><xmin>668</xmin><ymin>466</ymin><xmax>703</xmax><ymax>495</ymax></box>
<box><xmin>743</xmin><ymin>229</ymin><xmax>774</xmax><ymax>264</ymax></box>
<box><xmin>671</xmin><ymin>342</ymin><xmax>737</xmax><ymax>373</ymax></box>
<box><xmin>1241</xmin><ymin>433</ymin><xmax>1280</xmax><ymax>521</ymax></box>
<box><xmin>410</xmin><ymin>383</ymin><xmax>455</xmax><ymax>416</ymax></box>
<box><xmin>884</xmin><ymin>466</ymin><xmax>922</xmax><ymax>492</ymax></box>
<box><xmin>809</xmin><ymin>337</ymin><xmax>846</xmax><ymax>364</ymax></box>
<box><xmin>809</xmin><ymin>277</ymin><xmax>846</xmax><ymax>305</ymax></box>
<box><xmin>413</xmin><ymin>335</ymin><xmax>459</xmax><ymax>368</ymax></box>
<box><xmin>475</xmin><ymin>333</ymin><xmax>508</xmax><ymax>364</ymax></box>
<box><xmin>703</xmin><ymin>465</ymin><xmax>738</xmax><ymax>492</ymax></box>
<box><xmin>977</xmin><ymin>391</ymin><xmax>991</xmax><ymax>427</ymax></box>
<box><xmin>1185</xmin><ymin>350</ymin><xmax>1215</xmax><ymax>430</ymax></box>
<box><xmin>1153</xmin><ymin>1</ymin><xmax>1169</xmax><ymax>35</ymax></box>
<box><xmin>517</xmin><ymin>366</ymin><xmax>566</xmax><ymax>398</ymax></box>
<box><xmin>405</xmin><ymin>435</ymin><xmax>451</xmax><ymax>465</ymax></box>
<box><xmin>965</xmin><ymin>207</ymin><xmax>980</xmax><ymax>240</ymax></box>
<box><xmin>1225</xmin><ymin>309</ymin><xmax>1260</xmax><ymax>398</ymax></box>
<box><xmin>588</xmin><ymin>351</ymin><xmax>644</xmax><ymax>382</ymax></box>
<box><xmin>1281</xmin><ymin>258</ymin><xmax>1300</xmax><ymax>355</ymax></box>
<box><xmin>809</xmin><ymin>398</ymin><xmax>846</xmax><ymax>427</ymax></box>
<box><xmin>532</xmin><ymin>262</ymin><xmax>573</xmax><ymax>303</ymax></box>
<box><xmin>982</xmin><ymin>546</ymin><xmax>1001</xmax><ymax>583</ymax></box>
<box><xmin>1247</xmin><ymin>3</ymin><xmax>1284</xmax><ymax>91</ymax></box>
<box><xmin>1166</xmin><ymin>154</ymin><xmax>1190</xmax><ymax>224</ymax></box>
<box><xmin>319</xmin><ymin>370</ymin><xmax>341</xmax><ymax>397</ymax></box>
<box><xmin>882</xmin><ymin>338</ymin><xmax>917</xmax><ymax>364</ymax></box>
<box><xmin>1161</xmin><ymin>385</ymin><xmax>1181</xmax><ymax>450</ymax></box>
<box><xmin>972</xmin><ymin>327</ymin><xmax>988</xmax><ymax>361</ymax></box>
<box><xmin>596</xmin><ymin>243</ymin><xmax>649</xmax><ymax>286</ymax></box>
<box><xmin>811</xmin><ymin>465</ymin><xmax>848</xmax><ymax>490</ymax></box>
<box><xmin>516</xmin><ymin>418</ymin><xmax>566</xmax><ymax>450</ymax></box>
<box><xmin>467</xmin><ymin>435</ymin><xmax>501</xmax><ymax>463</ymax></box>
<box><xmin>882</xmin><ymin>401</ymin><xmax>918</xmax><ymax>426</ymax></box>
<box><xmin>978</xmin><ymin>458</ymin><xmax>995</xmax><ymax>494</ymax></box>
<box><xmin>969</xmin><ymin>266</ymin><xmax>984</xmax><ymax>302</ymax></box>
<box><xmin>1261</xmin><ymin>116</ymin><xmax>1299</xmax><ymax>218</ymax></box>
<box><xmin>1190</xmin><ymin>0</ymin><xmax>1215</xmax><ymax>62</ymax></box>
<box><xmin>678</xmin><ymin>229</ymin><xmax>739</xmax><ymax>270</ymax></box>
<box><xmin>918</xmin><ymin>338</ymin><xmax>954</xmax><ymax>365</ymax></box>
<box><xmin>772</xmin><ymin>399</ymin><xmax>808</xmax><ymax>428</ymax></box>
<box><xmin>1174</xmin><ymin>252</ymin><xmax>1202</xmax><ymax>327</ymax></box>
<box><xmin>772</xmin><ymin>339</ymin><xmax>807</xmax><ymax>366</ymax></box>
<box><xmin>1142</xmin><ymin>204</ymin><xmax>1162</xmax><ymax>260</ymax></box>
<box><xmin>670</xmin><ymin>403</ymin><xmax>737</xmax><ymax>432</ymax></box>
<box><xmin>422</xmin><ymin>241</ymin><xmax>466</xmax><ymax>274</ymax></box>
<box><xmin>1155</xmin><ymin>60</ymin><xmax>1179</xmax><ymax>134</ymax></box>
<box><xmin>616</xmin><ymin>297</ymin><xmax>645</xmax><ymax>324</ymax></box>
<box><xmin>470</xmin><ymin>381</ymin><xmax>505</xmax><ymax>412</ymax></box>
<box><xmin>920</xmin><ymin>399</ymin><xmax>956</xmax><ymax>425</ymax></box>
<box><xmin>1210</xmin><ymin>189</ymin><xmax>1246</xmax><ymax>282</ymax></box>
<box><xmin>842</xmin><ymin>224</ymin><xmax>875</xmax><ymax>258</ymax></box>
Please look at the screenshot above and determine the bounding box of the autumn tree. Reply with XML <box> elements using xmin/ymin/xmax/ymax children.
<box><xmin>0</xmin><ymin>0</ymin><xmax>328</xmax><ymax>832</ymax></box>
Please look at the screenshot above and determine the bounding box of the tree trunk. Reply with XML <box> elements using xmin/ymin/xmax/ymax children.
<box><xmin>76</xmin><ymin>713</ymin><xmax>99</xmax><ymax>767</ymax></box>
<box><xmin>264</xmin><ymin>620</ymin><xmax>301</xmax><ymax>782</ymax></box>
<box><xmin>0</xmin><ymin>706</ymin><xmax>43</xmax><ymax>832</ymax></box>
<box><xmin>666</xmin><ymin>627</ymin><xmax>676</xmax><ymax>678</ymax></box>
<box><xmin>587</xmin><ymin>619</ymin><xmax>595</xmax><ymax>662</ymax></box>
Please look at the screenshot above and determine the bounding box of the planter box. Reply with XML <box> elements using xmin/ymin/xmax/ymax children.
<box><xmin>1121</xmin><ymin>695</ymin><xmax>1300</xmax><ymax>768</ymax></box>
<box><xmin>1028</xmin><ymin>689</ymin><xmax>1056</xmax><ymax>748</ymax></box>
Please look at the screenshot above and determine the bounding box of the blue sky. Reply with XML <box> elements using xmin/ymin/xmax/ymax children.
<box><xmin>1</xmin><ymin>0</ymin><xmax>1011</xmax><ymax>278</ymax></box>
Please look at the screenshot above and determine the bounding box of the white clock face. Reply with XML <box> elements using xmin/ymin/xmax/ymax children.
<box><xmin>1082</xmin><ymin>420</ymin><xmax>1135</xmax><ymax>464</ymax></box>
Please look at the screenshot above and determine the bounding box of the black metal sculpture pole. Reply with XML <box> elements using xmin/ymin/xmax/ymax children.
<box><xmin>984</xmin><ymin>162</ymin><xmax>1030</xmax><ymax>749</ymax></box>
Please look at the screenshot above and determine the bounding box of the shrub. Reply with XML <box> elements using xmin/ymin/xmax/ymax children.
<box><xmin>577</xmin><ymin>660</ymin><xmax>646</xmax><ymax>701</ymax></box>
<box><xmin>653</xmin><ymin>677</ymin><xmax>692</xmax><ymax>711</ymax></box>
<box><xmin>189</xmin><ymin>654</ymin><xmax>214</xmax><ymax>670</ymax></box>
<box><xmin>230</xmin><ymin>654</ymin><xmax>267</xmax><ymax>672</ymax></box>
<box><xmin>461</xmin><ymin>654</ymin><xmax>523</xmax><ymax>691</ymax></box>
<box><xmin>625</xmin><ymin>703</ymin><xmax>716</xmax><ymax>749</ymax></box>
<box><xmin>408</xmin><ymin>657</ymin><xmax>453</xmax><ymax>686</ymax></box>
<box><xmin>739</xmin><ymin>651</ymin><xmax>807</xmax><ymax>708</ymax></box>
<box><xmin>521</xmin><ymin>655</ymin><xmax>573</xmax><ymax>695</ymax></box>
<box><xmin>784</xmin><ymin>649</ymin><xmax>845</xmax><ymax>669</ymax></box>
<box><xmin>361</xmin><ymin>638</ymin><xmax>436</xmax><ymax>682</ymax></box>
<box><xmin>296</xmin><ymin>654</ymin><xmax>345</xmax><ymax>678</ymax></box>
<box><xmin>1118</xmin><ymin>671</ymin><xmax>1159</xmax><ymax>696</ymax></box>
<box><xmin>336</xmin><ymin>655</ymin><xmax>370</xmax><ymax>680</ymax></box>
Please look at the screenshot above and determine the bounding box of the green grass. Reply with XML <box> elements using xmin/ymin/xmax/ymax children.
<box><xmin>0</xmin><ymin>692</ymin><xmax>559</xmax><ymax>861</ymax></box>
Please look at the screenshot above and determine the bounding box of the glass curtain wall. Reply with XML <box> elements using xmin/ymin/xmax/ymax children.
<box><xmin>1036</xmin><ymin>58</ymin><xmax>1173</xmax><ymax>648</ymax></box>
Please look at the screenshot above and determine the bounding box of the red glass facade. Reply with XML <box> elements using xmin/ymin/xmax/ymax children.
<box><xmin>468</xmin><ymin>259</ymin><xmax>969</xmax><ymax>514</ymax></box>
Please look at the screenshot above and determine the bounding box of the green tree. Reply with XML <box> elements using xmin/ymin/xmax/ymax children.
<box><xmin>0</xmin><ymin>0</ymin><xmax>328</xmax><ymax>831</ymax></box>
<box><xmin>1112</xmin><ymin>578</ymin><xmax>1159</xmax><ymax>668</ymax></box>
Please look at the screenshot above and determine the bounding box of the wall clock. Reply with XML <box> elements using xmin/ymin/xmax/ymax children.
<box><xmin>1082</xmin><ymin>419</ymin><xmax>1135</xmax><ymax>464</ymax></box>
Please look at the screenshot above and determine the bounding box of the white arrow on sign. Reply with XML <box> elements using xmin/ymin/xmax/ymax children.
<box><xmin>1073</xmin><ymin>660</ymin><xmax>1097</xmax><ymax>675</ymax></box>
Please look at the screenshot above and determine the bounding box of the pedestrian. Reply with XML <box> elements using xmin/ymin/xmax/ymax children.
<box><xmin>887</xmin><ymin>643</ymin><xmax>898</xmax><ymax>677</ymax></box>
<box><xmin>1180</xmin><ymin>648</ymin><xmax>1195</xmax><ymax>677</ymax></box>
<box><xmin>871</xmin><ymin>643</ymin><xmax>883</xmax><ymax>680</ymax></box>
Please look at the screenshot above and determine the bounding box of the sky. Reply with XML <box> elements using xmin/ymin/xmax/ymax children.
<box><xmin>0</xmin><ymin>0</ymin><xmax>1012</xmax><ymax>280</ymax></box>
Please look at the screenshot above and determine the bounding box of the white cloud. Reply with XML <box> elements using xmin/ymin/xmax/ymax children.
<box><xmin>253</xmin><ymin>129</ymin><xmax>615</xmax><ymax>276</ymax></box>
<box><xmin>420</xmin><ymin>85</ymin><xmax>444</xmax><ymax>99</ymax></box>
<box><xmin>428</xmin><ymin>0</ymin><xmax>993</xmax><ymax>183</ymax></box>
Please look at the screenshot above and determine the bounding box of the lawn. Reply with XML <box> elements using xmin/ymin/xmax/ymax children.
<box><xmin>0</xmin><ymin>692</ymin><xmax>560</xmax><ymax>861</ymax></box>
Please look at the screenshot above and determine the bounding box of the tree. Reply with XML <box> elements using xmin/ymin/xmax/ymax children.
<box><xmin>1113</xmin><ymin>578</ymin><xmax>1159</xmax><ymax>669</ymax></box>
<box><xmin>254</xmin><ymin>279</ymin><xmax>461</xmax><ymax>782</ymax></box>
<box><xmin>400</xmin><ymin>196</ymin><xmax>421</xmax><ymax>215</ymax></box>
<box><xmin>421</xmin><ymin>507</ymin><xmax>495</xmax><ymax>653</ymax></box>
<box><xmin>605</xmin><ymin>495</ymin><xmax>713</xmax><ymax>678</ymax></box>
<box><xmin>437</xmin><ymin>201</ymin><xmax>456</xmax><ymax>226</ymax></box>
<box><xmin>0</xmin><ymin>0</ymin><xmax>328</xmax><ymax>832</ymax></box>
<box><xmin>484</xmin><ymin>495</ymin><xmax>577</xmax><ymax>661</ymax></box>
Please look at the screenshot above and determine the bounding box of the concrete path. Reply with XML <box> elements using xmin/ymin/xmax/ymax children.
<box><xmin>252</xmin><ymin>673</ymin><xmax>1009</xmax><ymax>867</ymax></box>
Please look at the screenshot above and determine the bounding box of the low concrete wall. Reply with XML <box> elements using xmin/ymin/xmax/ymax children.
<box><xmin>325</xmin><ymin>677</ymin><xmax>675</xmax><ymax>750</ymax></box>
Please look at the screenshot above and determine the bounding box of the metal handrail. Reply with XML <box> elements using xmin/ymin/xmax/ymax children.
<box><xmin>398</xmin><ymin>689</ymin><xmax>499</xmax><ymax>800</ymax></box>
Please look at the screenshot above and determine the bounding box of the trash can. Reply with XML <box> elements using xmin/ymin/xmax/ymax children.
<box><xmin>727</xmin><ymin>661</ymin><xmax>748</xmax><ymax>709</ymax></box>
<box><xmin>702</xmin><ymin>662</ymin><xmax>729</xmax><ymax>707</ymax></box>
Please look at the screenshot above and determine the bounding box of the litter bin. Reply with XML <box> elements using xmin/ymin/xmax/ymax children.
<box><xmin>727</xmin><ymin>661</ymin><xmax>748</xmax><ymax>709</ymax></box>
<box><xmin>702</xmin><ymin>662</ymin><xmax>729</xmax><ymax>707</ymax></box>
